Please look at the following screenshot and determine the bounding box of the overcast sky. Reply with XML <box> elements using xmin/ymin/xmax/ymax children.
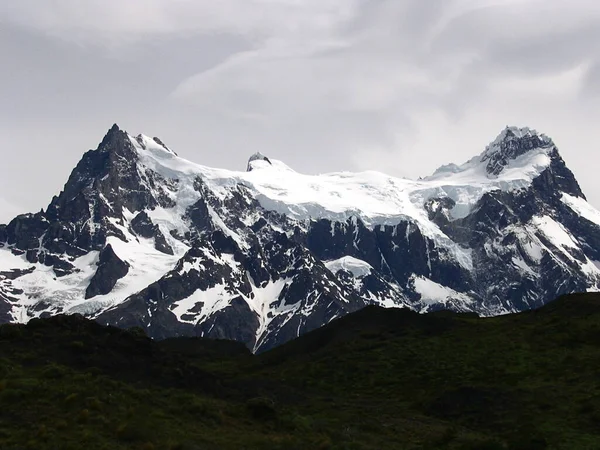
<box><xmin>1</xmin><ymin>0</ymin><xmax>600</xmax><ymax>223</ymax></box>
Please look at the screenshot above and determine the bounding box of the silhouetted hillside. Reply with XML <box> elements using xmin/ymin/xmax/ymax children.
<box><xmin>2</xmin><ymin>293</ymin><xmax>600</xmax><ymax>449</ymax></box>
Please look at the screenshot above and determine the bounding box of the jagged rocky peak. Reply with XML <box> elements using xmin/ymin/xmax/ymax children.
<box><xmin>481</xmin><ymin>126</ymin><xmax>554</xmax><ymax>176</ymax></box>
<box><xmin>247</xmin><ymin>152</ymin><xmax>272</xmax><ymax>171</ymax></box>
<box><xmin>99</xmin><ymin>123</ymin><xmax>128</xmax><ymax>148</ymax></box>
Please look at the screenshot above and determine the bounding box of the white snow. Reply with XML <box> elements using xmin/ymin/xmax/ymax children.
<box><xmin>412</xmin><ymin>275</ymin><xmax>474</xmax><ymax>311</ymax></box>
<box><xmin>6</xmin><ymin>250</ymin><xmax>99</xmax><ymax>322</ymax></box>
<box><xmin>423</xmin><ymin>145</ymin><xmax>552</xmax><ymax>219</ymax></box>
<box><xmin>521</xmin><ymin>238</ymin><xmax>544</xmax><ymax>262</ymax></box>
<box><xmin>0</xmin><ymin>248</ymin><xmax>31</xmax><ymax>272</ymax></box>
<box><xmin>125</xmin><ymin>127</ymin><xmax>557</xmax><ymax>272</ymax></box>
<box><xmin>511</xmin><ymin>257</ymin><xmax>537</xmax><ymax>277</ymax></box>
<box><xmin>170</xmin><ymin>284</ymin><xmax>232</xmax><ymax>324</ymax></box>
<box><xmin>325</xmin><ymin>256</ymin><xmax>372</xmax><ymax>278</ymax></box>
<box><xmin>1</xmin><ymin>208</ymin><xmax>183</xmax><ymax>321</ymax></box>
<box><xmin>580</xmin><ymin>259</ymin><xmax>600</xmax><ymax>279</ymax></box>
<box><xmin>522</xmin><ymin>216</ymin><xmax>600</xmax><ymax>283</ymax></box>
<box><xmin>531</xmin><ymin>216</ymin><xmax>579</xmax><ymax>249</ymax></box>
<box><xmin>135</xmin><ymin>134</ymin><xmax>177</xmax><ymax>157</ymax></box>
<box><xmin>413</xmin><ymin>276</ymin><xmax>453</xmax><ymax>304</ymax></box>
<box><xmin>72</xmin><ymin>215</ymin><xmax>184</xmax><ymax>315</ymax></box>
<box><xmin>561</xmin><ymin>194</ymin><xmax>600</xmax><ymax>226</ymax></box>
<box><xmin>245</xmin><ymin>277</ymin><xmax>290</xmax><ymax>345</ymax></box>
<box><xmin>130</xmin><ymin>133</ymin><xmax>478</xmax><ymax>268</ymax></box>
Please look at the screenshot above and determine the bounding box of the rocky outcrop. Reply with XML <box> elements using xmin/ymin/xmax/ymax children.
<box><xmin>130</xmin><ymin>211</ymin><xmax>173</xmax><ymax>255</ymax></box>
<box><xmin>481</xmin><ymin>126</ymin><xmax>553</xmax><ymax>176</ymax></box>
<box><xmin>85</xmin><ymin>244</ymin><xmax>130</xmax><ymax>299</ymax></box>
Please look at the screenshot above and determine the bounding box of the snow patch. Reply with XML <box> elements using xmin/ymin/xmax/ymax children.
<box><xmin>561</xmin><ymin>194</ymin><xmax>600</xmax><ymax>227</ymax></box>
<box><xmin>325</xmin><ymin>256</ymin><xmax>372</xmax><ymax>278</ymax></box>
<box><xmin>170</xmin><ymin>284</ymin><xmax>232</xmax><ymax>324</ymax></box>
<box><xmin>521</xmin><ymin>239</ymin><xmax>544</xmax><ymax>263</ymax></box>
<box><xmin>71</xmin><ymin>228</ymin><xmax>180</xmax><ymax>316</ymax></box>
<box><xmin>412</xmin><ymin>276</ymin><xmax>473</xmax><ymax>310</ymax></box>
<box><xmin>531</xmin><ymin>216</ymin><xmax>578</xmax><ymax>249</ymax></box>
<box><xmin>0</xmin><ymin>248</ymin><xmax>31</xmax><ymax>272</ymax></box>
<box><xmin>422</xmin><ymin>148</ymin><xmax>552</xmax><ymax>219</ymax></box>
<box><xmin>6</xmin><ymin>250</ymin><xmax>100</xmax><ymax>322</ymax></box>
<box><xmin>245</xmin><ymin>277</ymin><xmax>292</xmax><ymax>351</ymax></box>
<box><xmin>511</xmin><ymin>257</ymin><xmax>536</xmax><ymax>277</ymax></box>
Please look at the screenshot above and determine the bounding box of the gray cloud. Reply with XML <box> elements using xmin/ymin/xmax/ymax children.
<box><xmin>0</xmin><ymin>198</ymin><xmax>24</xmax><ymax>223</ymax></box>
<box><xmin>1</xmin><ymin>0</ymin><xmax>600</xmax><ymax>224</ymax></box>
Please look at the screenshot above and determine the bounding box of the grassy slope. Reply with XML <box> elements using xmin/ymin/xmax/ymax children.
<box><xmin>1</xmin><ymin>293</ymin><xmax>600</xmax><ymax>449</ymax></box>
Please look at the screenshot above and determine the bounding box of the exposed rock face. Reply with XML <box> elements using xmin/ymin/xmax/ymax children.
<box><xmin>85</xmin><ymin>244</ymin><xmax>130</xmax><ymax>299</ymax></box>
<box><xmin>481</xmin><ymin>127</ymin><xmax>554</xmax><ymax>176</ymax></box>
<box><xmin>0</xmin><ymin>225</ymin><xmax>7</xmax><ymax>244</ymax></box>
<box><xmin>1</xmin><ymin>124</ymin><xmax>600</xmax><ymax>352</ymax></box>
<box><xmin>131</xmin><ymin>211</ymin><xmax>173</xmax><ymax>255</ymax></box>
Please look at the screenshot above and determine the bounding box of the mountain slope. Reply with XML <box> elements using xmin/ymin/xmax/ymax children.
<box><xmin>1</xmin><ymin>124</ymin><xmax>599</xmax><ymax>351</ymax></box>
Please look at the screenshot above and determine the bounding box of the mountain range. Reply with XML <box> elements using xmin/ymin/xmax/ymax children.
<box><xmin>1</xmin><ymin>124</ymin><xmax>599</xmax><ymax>352</ymax></box>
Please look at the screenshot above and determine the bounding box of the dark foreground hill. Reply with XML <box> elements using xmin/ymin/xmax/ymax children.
<box><xmin>2</xmin><ymin>293</ymin><xmax>600</xmax><ymax>449</ymax></box>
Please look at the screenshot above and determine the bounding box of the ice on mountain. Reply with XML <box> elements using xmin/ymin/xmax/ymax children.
<box><xmin>531</xmin><ymin>215</ymin><xmax>579</xmax><ymax>250</ymax></box>
<box><xmin>325</xmin><ymin>256</ymin><xmax>373</xmax><ymax>278</ymax></box>
<box><xmin>421</xmin><ymin>134</ymin><xmax>553</xmax><ymax>219</ymax></box>
<box><xmin>170</xmin><ymin>284</ymin><xmax>233</xmax><ymax>324</ymax></box>
<box><xmin>562</xmin><ymin>193</ymin><xmax>600</xmax><ymax>226</ymax></box>
<box><xmin>511</xmin><ymin>257</ymin><xmax>537</xmax><ymax>277</ymax></box>
<box><xmin>130</xmin><ymin>124</ymin><xmax>552</xmax><ymax>243</ymax></box>
<box><xmin>152</xmin><ymin>137</ymin><xmax>177</xmax><ymax>156</ymax></box>
<box><xmin>245</xmin><ymin>277</ymin><xmax>290</xmax><ymax>345</ymax></box>
<box><xmin>521</xmin><ymin>239</ymin><xmax>544</xmax><ymax>263</ymax></box>
<box><xmin>412</xmin><ymin>275</ymin><xmax>474</xmax><ymax>311</ymax></box>
<box><xmin>480</xmin><ymin>126</ymin><xmax>554</xmax><ymax>176</ymax></box>
<box><xmin>0</xmin><ymin>247</ymin><xmax>30</xmax><ymax>272</ymax></box>
<box><xmin>247</xmin><ymin>152</ymin><xmax>272</xmax><ymax>171</ymax></box>
<box><xmin>430</xmin><ymin>163</ymin><xmax>462</xmax><ymax>177</ymax></box>
<box><xmin>134</xmin><ymin>134</ymin><xmax>177</xmax><ymax>158</ymax></box>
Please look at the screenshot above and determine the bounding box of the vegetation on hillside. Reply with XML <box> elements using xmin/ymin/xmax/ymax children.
<box><xmin>1</xmin><ymin>293</ymin><xmax>600</xmax><ymax>449</ymax></box>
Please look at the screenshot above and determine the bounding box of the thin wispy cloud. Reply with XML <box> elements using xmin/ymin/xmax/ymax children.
<box><xmin>1</xmin><ymin>0</ymin><xmax>599</xmax><ymax>220</ymax></box>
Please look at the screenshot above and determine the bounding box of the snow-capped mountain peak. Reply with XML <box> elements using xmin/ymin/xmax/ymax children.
<box><xmin>247</xmin><ymin>152</ymin><xmax>272</xmax><ymax>171</ymax></box>
<box><xmin>480</xmin><ymin>125</ymin><xmax>554</xmax><ymax>176</ymax></box>
<box><xmin>1</xmin><ymin>124</ymin><xmax>599</xmax><ymax>352</ymax></box>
